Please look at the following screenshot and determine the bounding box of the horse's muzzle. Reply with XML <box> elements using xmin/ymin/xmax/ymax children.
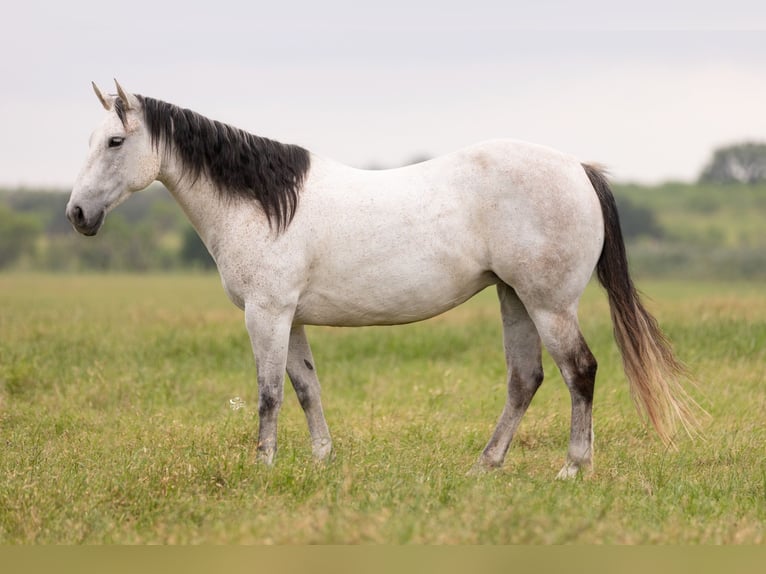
<box><xmin>66</xmin><ymin>203</ymin><xmax>105</xmax><ymax>236</ymax></box>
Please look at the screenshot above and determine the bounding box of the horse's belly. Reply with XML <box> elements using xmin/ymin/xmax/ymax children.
<box><xmin>294</xmin><ymin>269</ymin><xmax>497</xmax><ymax>327</ymax></box>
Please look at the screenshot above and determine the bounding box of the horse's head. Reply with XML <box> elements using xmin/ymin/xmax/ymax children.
<box><xmin>66</xmin><ymin>80</ymin><xmax>160</xmax><ymax>236</ymax></box>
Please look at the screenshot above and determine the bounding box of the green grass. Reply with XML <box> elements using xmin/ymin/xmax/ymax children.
<box><xmin>1</xmin><ymin>274</ymin><xmax>765</xmax><ymax>543</ymax></box>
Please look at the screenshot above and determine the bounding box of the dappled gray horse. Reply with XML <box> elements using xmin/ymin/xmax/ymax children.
<box><xmin>67</xmin><ymin>81</ymin><xmax>698</xmax><ymax>478</ymax></box>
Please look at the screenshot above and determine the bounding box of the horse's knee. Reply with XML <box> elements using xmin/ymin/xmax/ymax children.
<box><xmin>257</xmin><ymin>376</ymin><xmax>283</xmax><ymax>418</ymax></box>
<box><xmin>289</xmin><ymin>376</ymin><xmax>314</xmax><ymax>410</ymax></box>
<box><xmin>508</xmin><ymin>366</ymin><xmax>544</xmax><ymax>409</ymax></box>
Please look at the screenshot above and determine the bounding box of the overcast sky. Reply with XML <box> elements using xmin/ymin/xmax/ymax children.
<box><xmin>2</xmin><ymin>1</ymin><xmax>765</xmax><ymax>187</ymax></box>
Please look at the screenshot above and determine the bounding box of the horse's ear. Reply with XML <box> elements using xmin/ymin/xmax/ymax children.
<box><xmin>92</xmin><ymin>81</ymin><xmax>112</xmax><ymax>111</ymax></box>
<box><xmin>114</xmin><ymin>79</ymin><xmax>139</xmax><ymax>111</ymax></box>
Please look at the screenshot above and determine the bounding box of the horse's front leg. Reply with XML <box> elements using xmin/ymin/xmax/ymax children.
<box><xmin>244</xmin><ymin>302</ymin><xmax>293</xmax><ymax>465</ymax></box>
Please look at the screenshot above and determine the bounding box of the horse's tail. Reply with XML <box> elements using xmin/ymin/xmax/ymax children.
<box><xmin>582</xmin><ymin>163</ymin><xmax>701</xmax><ymax>446</ymax></box>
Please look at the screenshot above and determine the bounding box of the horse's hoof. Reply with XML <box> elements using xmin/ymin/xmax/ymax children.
<box><xmin>256</xmin><ymin>447</ymin><xmax>276</xmax><ymax>466</ymax></box>
<box><xmin>311</xmin><ymin>439</ymin><xmax>333</xmax><ymax>464</ymax></box>
<box><xmin>555</xmin><ymin>459</ymin><xmax>591</xmax><ymax>480</ymax></box>
<box><xmin>467</xmin><ymin>460</ymin><xmax>499</xmax><ymax>476</ymax></box>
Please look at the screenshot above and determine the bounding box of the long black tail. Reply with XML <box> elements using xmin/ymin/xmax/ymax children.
<box><xmin>583</xmin><ymin>163</ymin><xmax>700</xmax><ymax>445</ymax></box>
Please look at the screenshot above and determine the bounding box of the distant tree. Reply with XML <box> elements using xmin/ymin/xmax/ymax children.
<box><xmin>0</xmin><ymin>204</ymin><xmax>42</xmax><ymax>268</ymax></box>
<box><xmin>613</xmin><ymin>194</ymin><xmax>664</xmax><ymax>241</ymax></box>
<box><xmin>699</xmin><ymin>142</ymin><xmax>766</xmax><ymax>184</ymax></box>
<box><xmin>180</xmin><ymin>226</ymin><xmax>215</xmax><ymax>269</ymax></box>
<box><xmin>4</xmin><ymin>189</ymin><xmax>70</xmax><ymax>233</ymax></box>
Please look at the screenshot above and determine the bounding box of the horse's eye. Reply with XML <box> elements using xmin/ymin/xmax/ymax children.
<box><xmin>108</xmin><ymin>136</ymin><xmax>125</xmax><ymax>148</ymax></box>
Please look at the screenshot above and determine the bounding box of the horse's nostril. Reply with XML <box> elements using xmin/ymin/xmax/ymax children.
<box><xmin>67</xmin><ymin>203</ymin><xmax>104</xmax><ymax>236</ymax></box>
<box><xmin>71</xmin><ymin>205</ymin><xmax>84</xmax><ymax>225</ymax></box>
<box><xmin>67</xmin><ymin>204</ymin><xmax>86</xmax><ymax>227</ymax></box>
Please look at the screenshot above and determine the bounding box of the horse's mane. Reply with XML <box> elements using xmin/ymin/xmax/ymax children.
<box><xmin>115</xmin><ymin>95</ymin><xmax>311</xmax><ymax>231</ymax></box>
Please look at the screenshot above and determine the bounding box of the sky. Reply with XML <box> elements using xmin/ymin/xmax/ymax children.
<box><xmin>1</xmin><ymin>1</ymin><xmax>765</xmax><ymax>188</ymax></box>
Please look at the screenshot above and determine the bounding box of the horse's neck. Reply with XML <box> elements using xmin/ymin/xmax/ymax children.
<box><xmin>158</xmin><ymin>159</ymin><xmax>234</xmax><ymax>257</ymax></box>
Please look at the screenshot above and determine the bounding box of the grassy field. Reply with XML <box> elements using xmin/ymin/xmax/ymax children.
<box><xmin>0</xmin><ymin>273</ymin><xmax>764</xmax><ymax>544</ymax></box>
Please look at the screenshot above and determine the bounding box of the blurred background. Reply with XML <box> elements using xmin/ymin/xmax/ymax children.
<box><xmin>2</xmin><ymin>0</ymin><xmax>765</xmax><ymax>278</ymax></box>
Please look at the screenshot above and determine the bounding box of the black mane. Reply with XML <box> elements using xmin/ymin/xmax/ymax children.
<box><xmin>121</xmin><ymin>95</ymin><xmax>311</xmax><ymax>231</ymax></box>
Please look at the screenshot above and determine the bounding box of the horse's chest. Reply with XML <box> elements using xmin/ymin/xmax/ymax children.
<box><xmin>214</xmin><ymin>241</ymin><xmax>305</xmax><ymax>312</ymax></box>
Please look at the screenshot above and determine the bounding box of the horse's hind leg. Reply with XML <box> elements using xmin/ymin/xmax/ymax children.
<box><xmin>286</xmin><ymin>325</ymin><xmax>332</xmax><ymax>461</ymax></box>
<box><xmin>529</xmin><ymin>306</ymin><xmax>597</xmax><ymax>479</ymax></box>
<box><xmin>477</xmin><ymin>283</ymin><xmax>544</xmax><ymax>470</ymax></box>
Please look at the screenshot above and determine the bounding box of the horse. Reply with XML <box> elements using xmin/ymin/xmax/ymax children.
<box><xmin>67</xmin><ymin>80</ymin><xmax>698</xmax><ymax>478</ymax></box>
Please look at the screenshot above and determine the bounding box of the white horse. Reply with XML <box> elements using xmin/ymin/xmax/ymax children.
<box><xmin>67</xmin><ymin>81</ymin><xmax>698</xmax><ymax>478</ymax></box>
